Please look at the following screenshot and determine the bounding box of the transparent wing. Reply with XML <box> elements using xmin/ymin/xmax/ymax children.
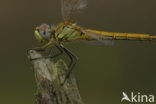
<box><xmin>84</xmin><ymin>30</ymin><xmax>114</xmax><ymax>46</ymax></box>
<box><xmin>61</xmin><ymin>0</ymin><xmax>87</xmax><ymax>22</ymax></box>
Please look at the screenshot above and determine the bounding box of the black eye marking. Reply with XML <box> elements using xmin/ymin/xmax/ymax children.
<box><xmin>51</xmin><ymin>30</ymin><xmax>55</xmax><ymax>35</ymax></box>
<box><xmin>43</xmin><ymin>31</ymin><xmax>46</xmax><ymax>35</ymax></box>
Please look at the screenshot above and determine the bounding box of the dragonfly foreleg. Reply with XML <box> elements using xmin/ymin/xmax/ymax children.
<box><xmin>28</xmin><ymin>47</ymin><xmax>46</xmax><ymax>61</ymax></box>
<box><xmin>60</xmin><ymin>46</ymin><xmax>77</xmax><ymax>86</ymax></box>
<box><xmin>28</xmin><ymin>47</ymin><xmax>46</xmax><ymax>52</ymax></box>
<box><xmin>45</xmin><ymin>44</ymin><xmax>77</xmax><ymax>85</ymax></box>
<box><xmin>29</xmin><ymin>44</ymin><xmax>64</xmax><ymax>61</ymax></box>
<box><xmin>48</xmin><ymin>44</ymin><xmax>64</xmax><ymax>59</ymax></box>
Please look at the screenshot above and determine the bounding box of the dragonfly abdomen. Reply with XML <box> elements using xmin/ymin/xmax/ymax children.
<box><xmin>86</xmin><ymin>29</ymin><xmax>156</xmax><ymax>41</ymax></box>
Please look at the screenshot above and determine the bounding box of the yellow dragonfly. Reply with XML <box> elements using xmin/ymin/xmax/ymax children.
<box><xmin>32</xmin><ymin>0</ymin><xmax>156</xmax><ymax>85</ymax></box>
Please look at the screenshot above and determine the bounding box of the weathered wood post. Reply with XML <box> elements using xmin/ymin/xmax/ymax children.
<box><xmin>28</xmin><ymin>50</ymin><xmax>83</xmax><ymax>104</ymax></box>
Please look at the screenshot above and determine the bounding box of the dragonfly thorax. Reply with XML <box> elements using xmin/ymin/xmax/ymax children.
<box><xmin>54</xmin><ymin>23</ymin><xmax>84</xmax><ymax>43</ymax></box>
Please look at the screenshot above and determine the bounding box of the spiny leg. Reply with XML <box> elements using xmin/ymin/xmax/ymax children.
<box><xmin>28</xmin><ymin>47</ymin><xmax>46</xmax><ymax>61</ymax></box>
<box><xmin>29</xmin><ymin>43</ymin><xmax>77</xmax><ymax>85</ymax></box>
<box><xmin>39</xmin><ymin>44</ymin><xmax>77</xmax><ymax>85</ymax></box>
<box><xmin>29</xmin><ymin>44</ymin><xmax>64</xmax><ymax>61</ymax></box>
<box><xmin>45</xmin><ymin>44</ymin><xmax>77</xmax><ymax>77</ymax></box>
<box><xmin>28</xmin><ymin>41</ymin><xmax>54</xmax><ymax>61</ymax></box>
<box><xmin>27</xmin><ymin>47</ymin><xmax>46</xmax><ymax>53</ymax></box>
<box><xmin>60</xmin><ymin>46</ymin><xmax>77</xmax><ymax>86</ymax></box>
<box><xmin>28</xmin><ymin>41</ymin><xmax>53</xmax><ymax>60</ymax></box>
<box><xmin>46</xmin><ymin>44</ymin><xmax>64</xmax><ymax>60</ymax></box>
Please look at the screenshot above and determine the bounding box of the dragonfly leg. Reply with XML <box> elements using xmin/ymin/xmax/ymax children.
<box><xmin>29</xmin><ymin>44</ymin><xmax>77</xmax><ymax>86</ymax></box>
<box><xmin>28</xmin><ymin>47</ymin><xmax>46</xmax><ymax>52</ymax></box>
<box><xmin>28</xmin><ymin>47</ymin><xmax>46</xmax><ymax>61</ymax></box>
<box><xmin>29</xmin><ymin>44</ymin><xmax>64</xmax><ymax>61</ymax></box>
<box><xmin>45</xmin><ymin>44</ymin><xmax>77</xmax><ymax>85</ymax></box>
<box><xmin>60</xmin><ymin>46</ymin><xmax>77</xmax><ymax>86</ymax></box>
<box><xmin>48</xmin><ymin>44</ymin><xmax>63</xmax><ymax>59</ymax></box>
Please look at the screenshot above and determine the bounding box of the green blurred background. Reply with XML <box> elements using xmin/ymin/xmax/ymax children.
<box><xmin>0</xmin><ymin>0</ymin><xmax>156</xmax><ymax>104</ymax></box>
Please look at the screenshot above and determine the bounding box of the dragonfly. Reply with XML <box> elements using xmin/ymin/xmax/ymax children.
<box><xmin>32</xmin><ymin>0</ymin><xmax>156</xmax><ymax>85</ymax></box>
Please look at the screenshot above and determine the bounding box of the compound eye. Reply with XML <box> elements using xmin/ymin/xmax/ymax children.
<box><xmin>39</xmin><ymin>24</ymin><xmax>50</xmax><ymax>32</ymax></box>
<box><xmin>38</xmin><ymin>24</ymin><xmax>50</xmax><ymax>39</ymax></box>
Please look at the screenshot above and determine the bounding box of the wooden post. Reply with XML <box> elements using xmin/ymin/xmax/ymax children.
<box><xmin>28</xmin><ymin>50</ymin><xmax>83</xmax><ymax>104</ymax></box>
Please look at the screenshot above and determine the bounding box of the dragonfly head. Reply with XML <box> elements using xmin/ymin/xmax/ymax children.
<box><xmin>34</xmin><ymin>24</ymin><xmax>54</xmax><ymax>43</ymax></box>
